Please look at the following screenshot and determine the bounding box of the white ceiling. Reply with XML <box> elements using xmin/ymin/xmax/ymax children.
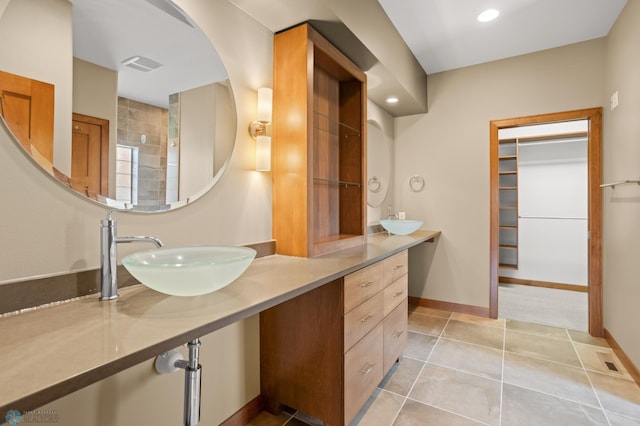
<box><xmin>71</xmin><ymin>0</ymin><xmax>628</xmax><ymax>113</ymax></box>
<box><xmin>378</xmin><ymin>0</ymin><xmax>628</xmax><ymax>74</ymax></box>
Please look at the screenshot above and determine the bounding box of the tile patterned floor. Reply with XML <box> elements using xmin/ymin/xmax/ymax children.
<box><xmin>250</xmin><ymin>306</ymin><xmax>640</xmax><ymax>426</ymax></box>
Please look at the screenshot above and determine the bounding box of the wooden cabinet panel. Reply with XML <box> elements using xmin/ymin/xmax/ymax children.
<box><xmin>272</xmin><ymin>23</ymin><xmax>367</xmax><ymax>257</ymax></box>
<box><xmin>344</xmin><ymin>292</ymin><xmax>383</xmax><ymax>352</ymax></box>
<box><xmin>383</xmin><ymin>275</ymin><xmax>408</xmax><ymax>317</ymax></box>
<box><xmin>344</xmin><ymin>262</ymin><xmax>384</xmax><ymax>313</ymax></box>
<box><xmin>383</xmin><ymin>301</ymin><xmax>408</xmax><ymax>373</ymax></box>
<box><xmin>383</xmin><ymin>251</ymin><xmax>408</xmax><ymax>286</ymax></box>
<box><xmin>344</xmin><ymin>323</ymin><xmax>383</xmax><ymax>424</ymax></box>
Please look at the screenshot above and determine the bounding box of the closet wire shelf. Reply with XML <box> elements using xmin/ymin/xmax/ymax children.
<box><xmin>600</xmin><ymin>179</ymin><xmax>640</xmax><ymax>189</ymax></box>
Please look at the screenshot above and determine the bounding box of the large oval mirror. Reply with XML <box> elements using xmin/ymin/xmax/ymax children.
<box><xmin>0</xmin><ymin>0</ymin><xmax>236</xmax><ymax>212</ymax></box>
<box><xmin>367</xmin><ymin>120</ymin><xmax>391</xmax><ymax>207</ymax></box>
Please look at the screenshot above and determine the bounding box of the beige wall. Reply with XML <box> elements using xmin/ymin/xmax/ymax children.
<box><xmin>602</xmin><ymin>1</ymin><xmax>640</xmax><ymax>368</ymax></box>
<box><xmin>0</xmin><ymin>0</ymin><xmax>272</xmax><ymax>424</ymax></box>
<box><xmin>0</xmin><ymin>0</ymin><xmax>73</xmax><ymax>173</ymax></box>
<box><xmin>396</xmin><ymin>39</ymin><xmax>606</xmax><ymax>308</ymax></box>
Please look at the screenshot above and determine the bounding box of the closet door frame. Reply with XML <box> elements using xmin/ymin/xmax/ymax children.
<box><xmin>489</xmin><ymin>107</ymin><xmax>602</xmax><ymax>337</ymax></box>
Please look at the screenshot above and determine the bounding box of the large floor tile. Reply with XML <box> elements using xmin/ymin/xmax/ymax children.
<box><xmin>393</xmin><ymin>400</ymin><xmax>484</xmax><ymax>425</ymax></box>
<box><xmin>588</xmin><ymin>371</ymin><xmax>640</xmax><ymax>420</ymax></box>
<box><xmin>574</xmin><ymin>342</ymin><xmax>633</xmax><ymax>380</ymax></box>
<box><xmin>429</xmin><ymin>338</ymin><xmax>503</xmax><ymax>380</ymax></box>
<box><xmin>568</xmin><ymin>329</ymin><xmax>610</xmax><ymax>348</ymax></box>
<box><xmin>407</xmin><ymin>311</ymin><xmax>448</xmax><ymax>336</ymax></box>
<box><xmin>408</xmin><ymin>305</ymin><xmax>452</xmax><ymax>319</ymax></box>
<box><xmin>408</xmin><ymin>364</ymin><xmax>501</xmax><ymax>426</ymax></box>
<box><xmin>505</xmin><ymin>329</ymin><xmax>582</xmax><ymax>367</ymax></box>
<box><xmin>352</xmin><ymin>388</ymin><xmax>404</xmax><ymax>426</ymax></box>
<box><xmin>506</xmin><ymin>318</ymin><xmax>570</xmax><ymax>340</ymax></box>
<box><xmin>503</xmin><ymin>351</ymin><xmax>599</xmax><ymax>406</ymax></box>
<box><xmin>451</xmin><ymin>312</ymin><xmax>505</xmax><ymax>329</ymax></box>
<box><xmin>379</xmin><ymin>357</ymin><xmax>425</xmax><ymax>397</ymax></box>
<box><xmin>501</xmin><ymin>383</ymin><xmax>608</xmax><ymax>425</ymax></box>
<box><xmin>607</xmin><ymin>411</ymin><xmax>640</xmax><ymax>425</ymax></box>
<box><xmin>404</xmin><ymin>331</ymin><xmax>438</xmax><ymax>361</ymax></box>
<box><xmin>442</xmin><ymin>319</ymin><xmax>504</xmax><ymax>350</ymax></box>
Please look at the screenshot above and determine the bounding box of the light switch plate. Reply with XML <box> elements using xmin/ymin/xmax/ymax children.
<box><xmin>611</xmin><ymin>90</ymin><xmax>619</xmax><ymax>110</ymax></box>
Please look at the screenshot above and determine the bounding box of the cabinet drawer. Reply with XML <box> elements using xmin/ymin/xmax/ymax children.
<box><xmin>344</xmin><ymin>322</ymin><xmax>383</xmax><ymax>425</ymax></box>
<box><xmin>383</xmin><ymin>275</ymin><xmax>408</xmax><ymax>317</ymax></box>
<box><xmin>383</xmin><ymin>251</ymin><xmax>408</xmax><ymax>286</ymax></box>
<box><xmin>383</xmin><ymin>300</ymin><xmax>408</xmax><ymax>374</ymax></box>
<box><xmin>344</xmin><ymin>262</ymin><xmax>384</xmax><ymax>313</ymax></box>
<box><xmin>344</xmin><ymin>292</ymin><xmax>383</xmax><ymax>352</ymax></box>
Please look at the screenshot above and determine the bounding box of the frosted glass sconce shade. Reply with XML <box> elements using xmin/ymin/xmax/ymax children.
<box><xmin>257</xmin><ymin>88</ymin><xmax>273</xmax><ymax>123</ymax></box>
<box><xmin>256</xmin><ymin>135</ymin><xmax>271</xmax><ymax>171</ymax></box>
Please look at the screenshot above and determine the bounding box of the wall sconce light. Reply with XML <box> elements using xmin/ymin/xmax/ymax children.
<box><xmin>249</xmin><ymin>88</ymin><xmax>272</xmax><ymax>171</ymax></box>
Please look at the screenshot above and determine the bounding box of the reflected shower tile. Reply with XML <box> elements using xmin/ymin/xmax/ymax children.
<box><xmin>502</xmin><ymin>383</ymin><xmax>608</xmax><ymax>425</ymax></box>
<box><xmin>404</xmin><ymin>331</ymin><xmax>438</xmax><ymax>361</ymax></box>
<box><xmin>393</xmin><ymin>400</ymin><xmax>484</xmax><ymax>425</ymax></box>
<box><xmin>574</xmin><ymin>342</ymin><xmax>633</xmax><ymax>380</ymax></box>
<box><xmin>408</xmin><ymin>311</ymin><xmax>448</xmax><ymax>336</ymax></box>
<box><xmin>451</xmin><ymin>312</ymin><xmax>505</xmax><ymax>329</ymax></box>
<box><xmin>503</xmin><ymin>352</ymin><xmax>599</xmax><ymax>406</ymax></box>
<box><xmin>429</xmin><ymin>338</ymin><xmax>503</xmax><ymax>380</ymax></box>
<box><xmin>505</xmin><ymin>329</ymin><xmax>581</xmax><ymax>367</ymax></box>
<box><xmin>351</xmin><ymin>388</ymin><xmax>404</xmax><ymax>426</ymax></box>
<box><xmin>409</xmin><ymin>364</ymin><xmax>501</xmax><ymax>425</ymax></box>
<box><xmin>506</xmin><ymin>319</ymin><xmax>570</xmax><ymax>340</ymax></box>
<box><xmin>588</xmin><ymin>371</ymin><xmax>640</xmax><ymax>420</ymax></box>
<box><xmin>442</xmin><ymin>320</ymin><xmax>504</xmax><ymax>350</ymax></box>
<box><xmin>379</xmin><ymin>356</ymin><xmax>424</xmax><ymax>396</ymax></box>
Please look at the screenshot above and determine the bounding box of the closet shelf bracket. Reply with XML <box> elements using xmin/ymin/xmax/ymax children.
<box><xmin>600</xmin><ymin>179</ymin><xmax>640</xmax><ymax>189</ymax></box>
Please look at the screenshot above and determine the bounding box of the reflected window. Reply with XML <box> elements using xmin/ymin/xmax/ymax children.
<box><xmin>116</xmin><ymin>145</ymin><xmax>138</xmax><ymax>204</ymax></box>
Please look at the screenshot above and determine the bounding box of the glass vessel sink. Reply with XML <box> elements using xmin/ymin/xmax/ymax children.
<box><xmin>122</xmin><ymin>246</ymin><xmax>256</xmax><ymax>296</ymax></box>
<box><xmin>380</xmin><ymin>219</ymin><xmax>423</xmax><ymax>236</ymax></box>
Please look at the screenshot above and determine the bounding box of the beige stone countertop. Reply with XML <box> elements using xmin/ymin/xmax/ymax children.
<box><xmin>0</xmin><ymin>230</ymin><xmax>440</xmax><ymax>413</ymax></box>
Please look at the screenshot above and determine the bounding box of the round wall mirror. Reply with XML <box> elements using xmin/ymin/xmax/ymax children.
<box><xmin>367</xmin><ymin>120</ymin><xmax>391</xmax><ymax>207</ymax></box>
<box><xmin>0</xmin><ymin>0</ymin><xmax>236</xmax><ymax>212</ymax></box>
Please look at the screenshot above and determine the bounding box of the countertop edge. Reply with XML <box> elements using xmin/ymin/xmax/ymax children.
<box><xmin>0</xmin><ymin>230</ymin><xmax>440</xmax><ymax>414</ymax></box>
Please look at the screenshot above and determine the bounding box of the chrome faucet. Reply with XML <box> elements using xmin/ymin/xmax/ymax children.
<box><xmin>100</xmin><ymin>210</ymin><xmax>163</xmax><ymax>301</ymax></box>
<box><xmin>387</xmin><ymin>204</ymin><xmax>398</xmax><ymax>220</ymax></box>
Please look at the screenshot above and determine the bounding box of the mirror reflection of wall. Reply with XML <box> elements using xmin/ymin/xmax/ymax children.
<box><xmin>365</xmin><ymin>103</ymin><xmax>395</xmax><ymax>226</ymax></box>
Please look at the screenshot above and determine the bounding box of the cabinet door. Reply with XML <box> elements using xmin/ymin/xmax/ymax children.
<box><xmin>344</xmin><ymin>323</ymin><xmax>383</xmax><ymax>424</ymax></box>
<box><xmin>383</xmin><ymin>300</ymin><xmax>408</xmax><ymax>374</ymax></box>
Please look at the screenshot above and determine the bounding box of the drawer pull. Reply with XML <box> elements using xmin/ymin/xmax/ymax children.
<box><xmin>360</xmin><ymin>362</ymin><xmax>375</xmax><ymax>375</ymax></box>
<box><xmin>393</xmin><ymin>264</ymin><xmax>404</xmax><ymax>270</ymax></box>
<box><xmin>361</xmin><ymin>314</ymin><xmax>374</xmax><ymax>323</ymax></box>
<box><xmin>393</xmin><ymin>290</ymin><xmax>404</xmax><ymax>297</ymax></box>
<box><xmin>392</xmin><ymin>330</ymin><xmax>405</xmax><ymax>339</ymax></box>
<box><xmin>360</xmin><ymin>280</ymin><xmax>375</xmax><ymax>288</ymax></box>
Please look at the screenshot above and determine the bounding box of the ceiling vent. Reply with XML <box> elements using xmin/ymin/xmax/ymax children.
<box><xmin>121</xmin><ymin>56</ymin><xmax>163</xmax><ymax>72</ymax></box>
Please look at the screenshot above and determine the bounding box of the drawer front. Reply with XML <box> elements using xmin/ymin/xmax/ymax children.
<box><xmin>383</xmin><ymin>300</ymin><xmax>408</xmax><ymax>374</ymax></box>
<box><xmin>344</xmin><ymin>323</ymin><xmax>383</xmax><ymax>425</ymax></box>
<box><xmin>383</xmin><ymin>275</ymin><xmax>408</xmax><ymax>317</ymax></box>
<box><xmin>344</xmin><ymin>262</ymin><xmax>384</xmax><ymax>313</ymax></box>
<box><xmin>344</xmin><ymin>292</ymin><xmax>383</xmax><ymax>352</ymax></box>
<box><xmin>383</xmin><ymin>250</ymin><xmax>408</xmax><ymax>286</ymax></box>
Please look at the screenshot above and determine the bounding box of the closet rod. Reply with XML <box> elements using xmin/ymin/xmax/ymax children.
<box><xmin>519</xmin><ymin>216</ymin><xmax>587</xmax><ymax>220</ymax></box>
<box><xmin>600</xmin><ymin>179</ymin><xmax>640</xmax><ymax>189</ymax></box>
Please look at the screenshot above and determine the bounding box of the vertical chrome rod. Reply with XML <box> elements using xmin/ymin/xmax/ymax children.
<box><xmin>183</xmin><ymin>339</ymin><xmax>201</xmax><ymax>426</ymax></box>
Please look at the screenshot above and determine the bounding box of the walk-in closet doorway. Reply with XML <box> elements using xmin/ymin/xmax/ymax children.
<box><xmin>489</xmin><ymin>108</ymin><xmax>603</xmax><ymax>337</ymax></box>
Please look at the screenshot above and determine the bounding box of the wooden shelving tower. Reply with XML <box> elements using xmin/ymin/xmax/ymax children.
<box><xmin>498</xmin><ymin>138</ymin><xmax>519</xmax><ymax>269</ymax></box>
<box><xmin>272</xmin><ymin>23</ymin><xmax>367</xmax><ymax>257</ymax></box>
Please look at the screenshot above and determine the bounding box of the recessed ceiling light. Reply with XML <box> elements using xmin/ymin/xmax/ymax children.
<box><xmin>477</xmin><ymin>9</ymin><xmax>500</xmax><ymax>23</ymax></box>
<box><xmin>386</xmin><ymin>96</ymin><xmax>399</xmax><ymax>104</ymax></box>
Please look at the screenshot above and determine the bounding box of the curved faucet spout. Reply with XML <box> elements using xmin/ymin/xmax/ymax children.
<box><xmin>100</xmin><ymin>212</ymin><xmax>162</xmax><ymax>301</ymax></box>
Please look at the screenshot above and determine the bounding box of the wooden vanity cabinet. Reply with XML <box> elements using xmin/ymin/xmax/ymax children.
<box><xmin>260</xmin><ymin>251</ymin><xmax>409</xmax><ymax>425</ymax></box>
<box><xmin>272</xmin><ymin>23</ymin><xmax>367</xmax><ymax>257</ymax></box>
